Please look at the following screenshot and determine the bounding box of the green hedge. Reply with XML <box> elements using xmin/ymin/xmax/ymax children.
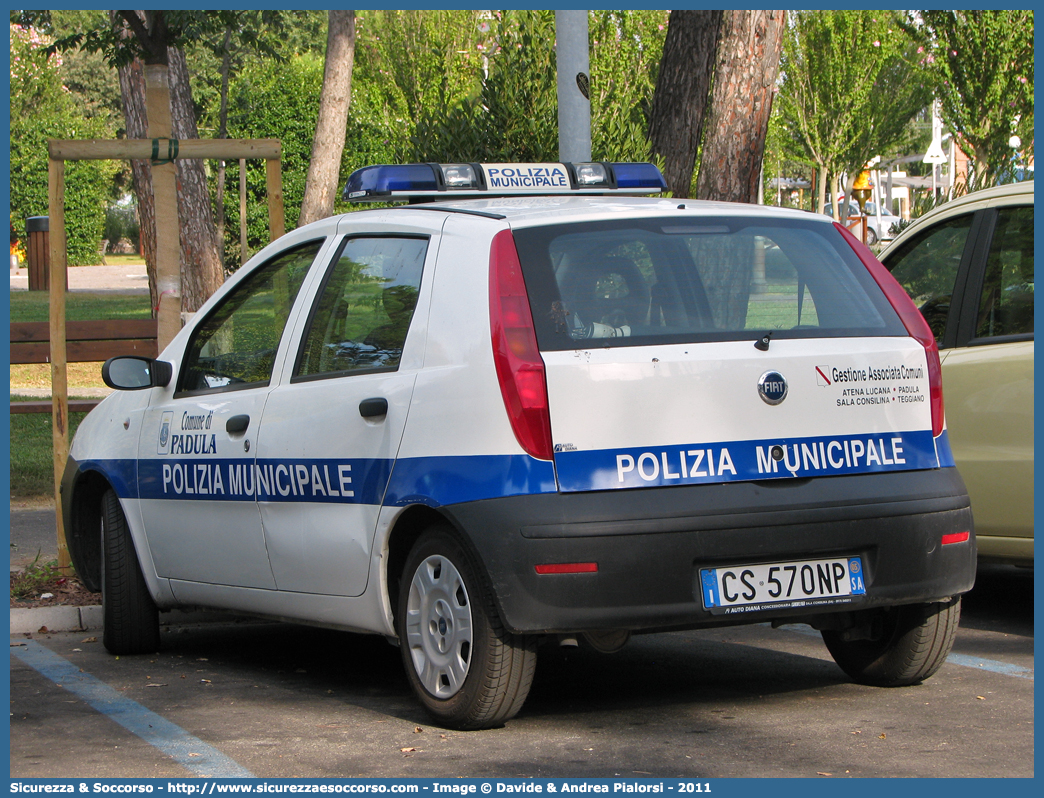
<box><xmin>9</xmin><ymin>26</ymin><xmax>115</xmax><ymax>266</ymax></box>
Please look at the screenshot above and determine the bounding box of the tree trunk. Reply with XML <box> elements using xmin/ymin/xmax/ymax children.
<box><xmin>168</xmin><ymin>47</ymin><xmax>224</xmax><ymax>311</ymax></box>
<box><xmin>695</xmin><ymin>10</ymin><xmax>785</xmax><ymax>203</ymax></box>
<box><xmin>840</xmin><ymin>172</ymin><xmax>855</xmax><ymax>226</ymax></box>
<box><xmin>216</xmin><ymin>28</ymin><xmax>233</xmax><ymax>270</ymax></box>
<box><xmin>299</xmin><ymin>10</ymin><xmax>356</xmax><ymax>226</ymax></box>
<box><xmin>817</xmin><ymin>166</ymin><xmax>829</xmax><ymax>216</ymax></box>
<box><xmin>116</xmin><ymin>55</ymin><xmax>158</xmax><ymax>314</ymax></box>
<box><xmin>646</xmin><ymin>10</ymin><xmax>721</xmax><ymax>199</ymax></box>
<box><xmin>113</xmin><ymin>11</ymin><xmax>223</xmax><ymax>322</ymax></box>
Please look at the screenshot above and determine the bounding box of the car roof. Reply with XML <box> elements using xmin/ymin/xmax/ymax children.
<box><xmin>342</xmin><ymin>195</ymin><xmax>831</xmax><ymax>228</ymax></box>
<box><xmin>912</xmin><ymin>181</ymin><xmax>1033</xmax><ymax>218</ymax></box>
<box><xmin>948</xmin><ymin>180</ymin><xmax>1033</xmax><ymax>204</ymax></box>
<box><xmin>882</xmin><ymin>180</ymin><xmax>1034</xmax><ymax>257</ymax></box>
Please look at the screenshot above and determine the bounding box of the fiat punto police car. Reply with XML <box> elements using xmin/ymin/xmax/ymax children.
<box><xmin>63</xmin><ymin>162</ymin><xmax>975</xmax><ymax>730</ymax></box>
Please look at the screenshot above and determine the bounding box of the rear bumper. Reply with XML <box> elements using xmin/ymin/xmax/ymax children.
<box><xmin>443</xmin><ymin>467</ymin><xmax>975</xmax><ymax>634</ymax></box>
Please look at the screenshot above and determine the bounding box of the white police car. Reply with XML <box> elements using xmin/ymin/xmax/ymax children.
<box><xmin>63</xmin><ymin>162</ymin><xmax>975</xmax><ymax>730</ymax></box>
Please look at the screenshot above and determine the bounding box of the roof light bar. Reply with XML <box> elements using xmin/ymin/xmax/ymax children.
<box><xmin>442</xmin><ymin>163</ymin><xmax>480</xmax><ymax>188</ymax></box>
<box><xmin>343</xmin><ymin>161</ymin><xmax>667</xmax><ymax>201</ymax></box>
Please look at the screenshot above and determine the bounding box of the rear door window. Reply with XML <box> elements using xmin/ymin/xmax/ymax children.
<box><xmin>513</xmin><ymin>218</ymin><xmax>904</xmax><ymax>350</ymax></box>
<box><xmin>294</xmin><ymin>235</ymin><xmax>428</xmax><ymax>378</ymax></box>
<box><xmin>974</xmin><ymin>205</ymin><xmax>1033</xmax><ymax>339</ymax></box>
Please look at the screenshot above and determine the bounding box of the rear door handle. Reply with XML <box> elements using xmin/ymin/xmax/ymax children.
<box><xmin>359</xmin><ymin>397</ymin><xmax>388</xmax><ymax>418</ymax></box>
<box><xmin>226</xmin><ymin>414</ymin><xmax>250</xmax><ymax>433</ymax></box>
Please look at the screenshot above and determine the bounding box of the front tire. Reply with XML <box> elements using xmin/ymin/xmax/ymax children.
<box><xmin>397</xmin><ymin>527</ymin><xmax>537</xmax><ymax>729</ymax></box>
<box><xmin>822</xmin><ymin>599</ymin><xmax>960</xmax><ymax>686</ymax></box>
<box><xmin>101</xmin><ymin>489</ymin><xmax>160</xmax><ymax>655</ymax></box>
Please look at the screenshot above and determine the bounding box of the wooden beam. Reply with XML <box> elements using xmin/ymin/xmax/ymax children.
<box><xmin>154</xmin><ymin>159</ymin><xmax>181</xmax><ymax>351</ymax></box>
<box><xmin>11</xmin><ymin>319</ymin><xmax>159</xmax><ymax>363</ymax></box>
<box><xmin>12</xmin><ymin>339</ymin><xmax>158</xmax><ymax>364</ymax></box>
<box><xmin>10</xmin><ymin>400</ymin><xmax>102</xmax><ymax>415</ymax></box>
<box><xmin>48</xmin><ymin>138</ymin><xmax>281</xmax><ymax>161</ymax></box>
<box><xmin>266</xmin><ymin>158</ymin><xmax>285</xmax><ymax>241</ymax></box>
<box><xmin>48</xmin><ymin>156</ymin><xmax>71</xmax><ymax>573</ymax></box>
<box><xmin>12</xmin><ymin>319</ymin><xmax>159</xmax><ymax>342</ymax></box>
<box><xmin>240</xmin><ymin>159</ymin><xmax>248</xmax><ymax>265</ymax></box>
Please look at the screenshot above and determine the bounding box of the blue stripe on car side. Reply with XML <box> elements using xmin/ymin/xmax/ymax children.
<box><xmin>80</xmin><ymin>428</ymin><xmax>948</xmax><ymax>508</ymax></box>
<box><xmin>934</xmin><ymin>429</ymin><xmax>956</xmax><ymax>467</ymax></box>
<box><xmin>554</xmin><ymin>429</ymin><xmax>941</xmax><ymax>493</ymax></box>
<box><xmin>90</xmin><ymin>454</ymin><xmax>558</xmax><ymax>507</ymax></box>
<box><xmin>383</xmin><ymin>453</ymin><xmax>559</xmax><ymax>507</ymax></box>
<box><xmin>136</xmin><ymin>458</ymin><xmax>393</xmax><ymax>504</ymax></box>
<box><xmin>77</xmin><ymin>458</ymin><xmax>138</xmax><ymax>498</ymax></box>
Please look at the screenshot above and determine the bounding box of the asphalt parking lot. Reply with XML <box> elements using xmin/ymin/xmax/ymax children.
<box><xmin>9</xmin><ymin>564</ymin><xmax>1033</xmax><ymax>779</ymax></box>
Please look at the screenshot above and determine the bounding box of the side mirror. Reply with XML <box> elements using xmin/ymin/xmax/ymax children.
<box><xmin>102</xmin><ymin>356</ymin><xmax>173</xmax><ymax>390</ymax></box>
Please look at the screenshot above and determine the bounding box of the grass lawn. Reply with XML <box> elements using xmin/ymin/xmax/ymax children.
<box><xmin>100</xmin><ymin>254</ymin><xmax>146</xmax><ymax>267</ymax></box>
<box><xmin>10</xmin><ymin>362</ymin><xmax>108</xmax><ymax>392</ymax></box>
<box><xmin>9</xmin><ymin>402</ymin><xmax>88</xmax><ymax>500</ymax></box>
<box><xmin>9</xmin><ymin>290</ymin><xmax>152</xmax><ymax>323</ymax></box>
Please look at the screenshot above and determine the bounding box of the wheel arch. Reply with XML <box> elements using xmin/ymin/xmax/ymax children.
<box><xmin>64</xmin><ymin>466</ymin><xmax>111</xmax><ymax>593</ymax></box>
<box><xmin>384</xmin><ymin>504</ymin><xmax>498</xmax><ymax>631</ymax></box>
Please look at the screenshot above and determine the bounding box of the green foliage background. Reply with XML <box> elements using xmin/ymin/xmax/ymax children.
<box><xmin>9</xmin><ymin>24</ymin><xmax>117</xmax><ymax>265</ymax></box>
<box><xmin>10</xmin><ymin>9</ymin><xmax>1031</xmax><ymax>273</ymax></box>
<box><xmin>222</xmin><ymin>53</ymin><xmax>325</xmax><ymax>263</ymax></box>
<box><xmin>775</xmin><ymin>10</ymin><xmax>932</xmax><ymax>213</ymax></box>
<box><xmin>211</xmin><ymin>10</ymin><xmax>667</xmax><ymax>260</ymax></box>
<box><xmin>588</xmin><ymin>11</ymin><xmax>667</xmax><ymax>161</ymax></box>
<box><xmin>912</xmin><ymin>10</ymin><xmax>1034</xmax><ymax>179</ymax></box>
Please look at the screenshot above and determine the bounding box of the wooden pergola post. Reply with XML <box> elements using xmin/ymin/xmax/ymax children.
<box><xmin>46</xmin><ymin>137</ymin><xmax>283</xmax><ymax>572</ymax></box>
<box><xmin>47</xmin><ymin>157</ymin><xmax>70</xmax><ymax>571</ymax></box>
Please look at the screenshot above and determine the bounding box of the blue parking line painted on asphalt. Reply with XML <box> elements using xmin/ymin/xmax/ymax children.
<box><xmin>11</xmin><ymin>640</ymin><xmax>256</xmax><ymax>777</ymax></box>
<box><xmin>945</xmin><ymin>653</ymin><xmax>1033</xmax><ymax>680</ymax></box>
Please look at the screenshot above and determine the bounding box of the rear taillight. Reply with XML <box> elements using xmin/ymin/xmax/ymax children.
<box><xmin>535</xmin><ymin>562</ymin><xmax>598</xmax><ymax>575</ymax></box>
<box><xmin>489</xmin><ymin>229</ymin><xmax>554</xmax><ymax>460</ymax></box>
<box><xmin>941</xmin><ymin>531</ymin><xmax>971</xmax><ymax>545</ymax></box>
<box><xmin>835</xmin><ymin>222</ymin><xmax>945</xmax><ymax>437</ymax></box>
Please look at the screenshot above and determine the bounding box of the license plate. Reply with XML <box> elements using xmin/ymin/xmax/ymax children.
<box><xmin>700</xmin><ymin>557</ymin><xmax>865</xmax><ymax>615</ymax></box>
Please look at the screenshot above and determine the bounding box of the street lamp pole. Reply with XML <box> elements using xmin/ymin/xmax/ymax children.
<box><xmin>556</xmin><ymin>10</ymin><xmax>592</xmax><ymax>162</ymax></box>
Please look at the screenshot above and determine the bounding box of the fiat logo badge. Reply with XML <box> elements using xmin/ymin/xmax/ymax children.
<box><xmin>758</xmin><ymin>371</ymin><xmax>788</xmax><ymax>405</ymax></box>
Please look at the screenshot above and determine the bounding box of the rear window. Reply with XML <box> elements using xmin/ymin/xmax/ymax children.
<box><xmin>512</xmin><ymin>217</ymin><xmax>905</xmax><ymax>350</ymax></box>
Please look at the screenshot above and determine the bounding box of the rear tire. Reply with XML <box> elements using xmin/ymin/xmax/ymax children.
<box><xmin>397</xmin><ymin>527</ymin><xmax>537</xmax><ymax>729</ymax></box>
<box><xmin>866</xmin><ymin>226</ymin><xmax>879</xmax><ymax>246</ymax></box>
<box><xmin>101</xmin><ymin>489</ymin><xmax>160</xmax><ymax>655</ymax></box>
<box><xmin>822</xmin><ymin>598</ymin><xmax>960</xmax><ymax>686</ymax></box>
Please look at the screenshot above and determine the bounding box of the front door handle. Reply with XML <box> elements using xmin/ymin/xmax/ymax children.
<box><xmin>359</xmin><ymin>397</ymin><xmax>388</xmax><ymax>418</ymax></box>
<box><xmin>226</xmin><ymin>414</ymin><xmax>250</xmax><ymax>433</ymax></box>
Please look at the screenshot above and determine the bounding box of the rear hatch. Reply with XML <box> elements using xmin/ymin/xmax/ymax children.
<box><xmin>511</xmin><ymin>213</ymin><xmax>942</xmax><ymax>493</ymax></box>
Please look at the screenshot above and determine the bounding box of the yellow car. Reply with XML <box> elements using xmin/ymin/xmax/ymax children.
<box><xmin>881</xmin><ymin>182</ymin><xmax>1034</xmax><ymax>566</ymax></box>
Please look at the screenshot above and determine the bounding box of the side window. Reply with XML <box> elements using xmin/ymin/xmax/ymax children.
<box><xmin>885</xmin><ymin>214</ymin><xmax>974</xmax><ymax>342</ymax></box>
<box><xmin>178</xmin><ymin>240</ymin><xmax>322</xmax><ymax>394</ymax></box>
<box><xmin>295</xmin><ymin>236</ymin><xmax>428</xmax><ymax>378</ymax></box>
<box><xmin>975</xmin><ymin>205</ymin><xmax>1033</xmax><ymax>339</ymax></box>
